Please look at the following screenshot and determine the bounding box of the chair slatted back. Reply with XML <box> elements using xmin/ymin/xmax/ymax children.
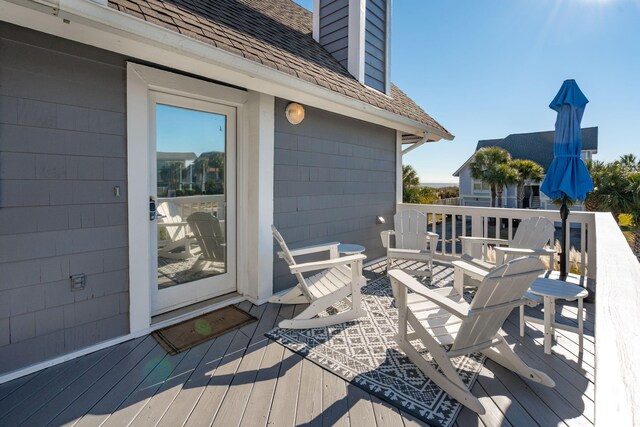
<box><xmin>271</xmin><ymin>225</ymin><xmax>313</xmax><ymax>300</ymax></box>
<box><xmin>508</xmin><ymin>217</ymin><xmax>555</xmax><ymax>261</ymax></box>
<box><xmin>451</xmin><ymin>257</ymin><xmax>543</xmax><ymax>352</ymax></box>
<box><xmin>394</xmin><ymin>210</ymin><xmax>429</xmax><ymax>251</ymax></box>
<box><xmin>187</xmin><ymin>212</ymin><xmax>225</xmax><ymax>262</ymax></box>
<box><xmin>158</xmin><ymin>201</ymin><xmax>188</xmax><ymax>241</ymax></box>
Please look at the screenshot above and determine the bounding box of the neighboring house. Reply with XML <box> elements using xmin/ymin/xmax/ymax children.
<box><xmin>454</xmin><ymin>127</ymin><xmax>598</xmax><ymax>209</ymax></box>
<box><xmin>0</xmin><ymin>0</ymin><xmax>453</xmax><ymax>379</ymax></box>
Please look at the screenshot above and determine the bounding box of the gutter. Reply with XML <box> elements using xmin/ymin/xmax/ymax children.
<box><xmin>2</xmin><ymin>0</ymin><xmax>454</xmax><ymax>140</ymax></box>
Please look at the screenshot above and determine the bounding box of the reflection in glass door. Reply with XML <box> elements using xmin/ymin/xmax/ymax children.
<box><xmin>151</xmin><ymin>92</ymin><xmax>236</xmax><ymax>315</ymax></box>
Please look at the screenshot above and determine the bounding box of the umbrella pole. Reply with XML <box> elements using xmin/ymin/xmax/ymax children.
<box><xmin>560</xmin><ymin>195</ymin><xmax>569</xmax><ymax>279</ymax></box>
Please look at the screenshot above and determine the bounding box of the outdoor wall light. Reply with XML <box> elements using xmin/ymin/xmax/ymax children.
<box><xmin>285</xmin><ymin>102</ymin><xmax>305</xmax><ymax>125</ymax></box>
<box><xmin>376</xmin><ymin>216</ymin><xmax>386</xmax><ymax>224</ymax></box>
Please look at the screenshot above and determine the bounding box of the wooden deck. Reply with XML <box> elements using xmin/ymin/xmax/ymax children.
<box><xmin>0</xmin><ymin>261</ymin><xmax>595</xmax><ymax>427</ymax></box>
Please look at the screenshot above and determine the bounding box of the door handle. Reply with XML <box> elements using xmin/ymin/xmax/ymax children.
<box><xmin>150</xmin><ymin>197</ymin><xmax>157</xmax><ymax>221</ymax></box>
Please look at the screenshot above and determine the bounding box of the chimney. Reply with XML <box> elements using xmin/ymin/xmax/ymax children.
<box><xmin>313</xmin><ymin>0</ymin><xmax>390</xmax><ymax>94</ymax></box>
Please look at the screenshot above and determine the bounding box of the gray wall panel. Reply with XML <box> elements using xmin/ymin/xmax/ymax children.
<box><xmin>273</xmin><ymin>98</ymin><xmax>396</xmax><ymax>292</ymax></box>
<box><xmin>0</xmin><ymin>23</ymin><xmax>129</xmax><ymax>375</ymax></box>
<box><xmin>319</xmin><ymin>0</ymin><xmax>349</xmax><ymax>69</ymax></box>
<box><xmin>365</xmin><ymin>0</ymin><xmax>387</xmax><ymax>92</ymax></box>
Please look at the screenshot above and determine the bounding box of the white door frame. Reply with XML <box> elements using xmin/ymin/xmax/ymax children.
<box><xmin>126</xmin><ymin>63</ymin><xmax>275</xmax><ymax>334</ymax></box>
<box><xmin>149</xmin><ymin>91</ymin><xmax>237</xmax><ymax>315</ymax></box>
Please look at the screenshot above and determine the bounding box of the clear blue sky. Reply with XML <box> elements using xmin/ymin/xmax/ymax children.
<box><xmin>156</xmin><ymin>104</ymin><xmax>226</xmax><ymax>156</ymax></box>
<box><xmin>294</xmin><ymin>0</ymin><xmax>640</xmax><ymax>183</ymax></box>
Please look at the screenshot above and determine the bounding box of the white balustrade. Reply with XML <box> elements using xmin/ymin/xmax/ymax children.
<box><xmin>159</xmin><ymin>194</ymin><xmax>226</xmax><ymax>219</ymax></box>
<box><xmin>397</xmin><ymin>203</ymin><xmax>597</xmax><ymax>280</ymax></box>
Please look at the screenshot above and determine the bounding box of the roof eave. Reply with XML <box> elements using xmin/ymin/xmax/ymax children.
<box><xmin>1</xmin><ymin>0</ymin><xmax>451</xmax><ymax>137</ymax></box>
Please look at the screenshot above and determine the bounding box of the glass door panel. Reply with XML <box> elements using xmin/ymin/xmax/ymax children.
<box><xmin>151</xmin><ymin>92</ymin><xmax>236</xmax><ymax>315</ymax></box>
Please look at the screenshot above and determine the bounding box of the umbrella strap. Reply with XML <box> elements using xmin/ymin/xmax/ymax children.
<box><xmin>554</xmin><ymin>154</ymin><xmax>580</xmax><ymax>158</ymax></box>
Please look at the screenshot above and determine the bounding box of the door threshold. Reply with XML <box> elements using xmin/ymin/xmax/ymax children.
<box><xmin>151</xmin><ymin>292</ymin><xmax>244</xmax><ymax>329</ymax></box>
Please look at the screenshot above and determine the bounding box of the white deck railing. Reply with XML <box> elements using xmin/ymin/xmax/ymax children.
<box><xmin>397</xmin><ymin>203</ymin><xmax>597</xmax><ymax>280</ymax></box>
<box><xmin>396</xmin><ymin>203</ymin><xmax>640</xmax><ymax>425</ymax></box>
<box><xmin>592</xmin><ymin>212</ymin><xmax>640</xmax><ymax>426</ymax></box>
<box><xmin>158</xmin><ymin>194</ymin><xmax>226</xmax><ymax>219</ymax></box>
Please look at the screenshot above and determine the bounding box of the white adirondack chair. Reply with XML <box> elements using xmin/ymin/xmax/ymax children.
<box><xmin>389</xmin><ymin>257</ymin><xmax>555</xmax><ymax>415</ymax></box>
<box><xmin>270</xmin><ymin>225</ymin><xmax>367</xmax><ymax>329</ymax></box>
<box><xmin>157</xmin><ymin>201</ymin><xmax>195</xmax><ymax>259</ymax></box>
<box><xmin>187</xmin><ymin>212</ymin><xmax>226</xmax><ymax>273</ymax></box>
<box><xmin>380</xmin><ymin>210</ymin><xmax>439</xmax><ymax>277</ymax></box>
<box><xmin>453</xmin><ymin>216</ymin><xmax>556</xmax><ymax>294</ymax></box>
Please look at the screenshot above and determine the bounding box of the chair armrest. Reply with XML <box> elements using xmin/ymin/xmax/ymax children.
<box><xmin>494</xmin><ymin>247</ymin><xmax>556</xmax><ymax>265</ymax></box>
<box><xmin>452</xmin><ymin>259</ymin><xmax>490</xmax><ymax>281</ymax></box>
<box><xmin>285</xmin><ymin>242</ymin><xmax>340</xmax><ymax>258</ymax></box>
<box><xmin>289</xmin><ymin>254</ymin><xmax>366</xmax><ymax>274</ymax></box>
<box><xmin>459</xmin><ymin>236</ymin><xmax>510</xmax><ymax>246</ymax></box>
<box><xmin>388</xmin><ymin>270</ymin><xmax>468</xmax><ymax>319</ymax></box>
<box><xmin>460</xmin><ymin>236</ymin><xmax>510</xmax><ymax>259</ymax></box>
<box><xmin>158</xmin><ymin>221</ymin><xmax>189</xmax><ymax>227</ymax></box>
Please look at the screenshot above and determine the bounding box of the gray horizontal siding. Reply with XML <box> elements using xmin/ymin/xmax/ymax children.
<box><xmin>319</xmin><ymin>0</ymin><xmax>349</xmax><ymax>69</ymax></box>
<box><xmin>0</xmin><ymin>23</ymin><xmax>129</xmax><ymax>375</ymax></box>
<box><xmin>365</xmin><ymin>0</ymin><xmax>387</xmax><ymax>92</ymax></box>
<box><xmin>273</xmin><ymin>98</ymin><xmax>396</xmax><ymax>292</ymax></box>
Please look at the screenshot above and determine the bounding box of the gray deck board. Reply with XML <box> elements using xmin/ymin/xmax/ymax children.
<box><xmin>156</xmin><ymin>333</ymin><xmax>235</xmax><ymax>427</ymax></box>
<box><xmin>0</xmin><ymin>261</ymin><xmax>596</xmax><ymax>427</ymax></box>
<box><xmin>239</xmin><ymin>340</ymin><xmax>286</xmax><ymax>427</ymax></box>
<box><xmin>369</xmin><ymin>395</ymin><xmax>404</xmax><ymax>427</ymax></box>
<box><xmin>295</xmin><ymin>359</ymin><xmax>324</xmax><ymax>426</ymax></box>
<box><xmin>25</xmin><ymin>338</ymin><xmax>145</xmax><ymax>427</ymax></box>
<box><xmin>100</xmin><ymin>350</ymin><xmax>189</xmax><ymax>427</ymax></box>
<box><xmin>0</xmin><ymin>371</ymin><xmax>38</xmax><ymax>402</ymax></box>
<box><xmin>183</xmin><ymin>329</ymin><xmax>252</xmax><ymax>426</ymax></box>
<box><xmin>0</xmin><ymin>347</ymin><xmax>114</xmax><ymax>427</ymax></box>
<box><xmin>0</xmin><ymin>357</ymin><xmax>77</xmax><ymax>418</ymax></box>
<box><xmin>475</xmin><ymin>364</ymin><xmax>538</xmax><ymax>427</ymax></box>
<box><xmin>129</xmin><ymin>337</ymin><xmax>218</xmax><ymax>426</ymax></box>
<box><xmin>72</xmin><ymin>343</ymin><xmax>167</xmax><ymax>427</ymax></box>
<box><xmin>346</xmin><ymin>383</ymin><xmax>377</xmax><ymax>427</ymax></box>
<box><xmin>51</xmin><ymin>336</ymin><xmax>156</xmax><ymax>427</ymax></box>
<box><xmin>212</xmin><ymin>304</ymin><xmax>281</xmax><ymax>426</ymax></box>
<box><xmin>266</xmin><ymin>349</ymin><xmax>303</xmax><ymax>426</ymax></box>
<box><xmin>321</xmin><ymin>367</ymin><xmax>350</xmax><ymax>427</ymax></box>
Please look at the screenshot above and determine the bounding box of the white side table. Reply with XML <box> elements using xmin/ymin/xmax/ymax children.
<box><xmin>338</xmin><ymin>244</ymin><xmax>366</xmax><ymax>255</ymax></box>
<box><xmin>520</xmin><ymin>277</ymin><xmax>589</xmax><ymax>355</ymax></box>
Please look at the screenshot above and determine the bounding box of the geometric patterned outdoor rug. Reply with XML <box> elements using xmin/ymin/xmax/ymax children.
<box><xmin>265</xmin><ymin>276</ymin><xmax>485</xmax><ymax>427</ymax></box>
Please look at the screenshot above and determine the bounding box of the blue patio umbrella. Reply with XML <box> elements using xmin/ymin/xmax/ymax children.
<box><xmin>541</xmin><ymin>79</ymin><xmax>593</xmax><ymax>278</ymax></box>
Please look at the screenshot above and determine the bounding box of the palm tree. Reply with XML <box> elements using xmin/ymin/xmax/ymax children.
<box><xmin>625</xmin><ymin>173</ymin><xmax>640</xmax><ymax>259</ymax></box>
<box><xmin>585</xmin><ymin>160</ymin><xmax>606</xmax><ymax>211</ymax></box>
<box><xmin>402</xmin><ymin>164</ymin><xmax>420</xmax><ymax>203</ymax></box>
<box><xmin>599</xmin><ymin>161</ymin><xmax>631</xmax><ymax>221</ymax></box>
<box><xmin>469</xmin><ymin>147</ymin><xmax>511</xmax><ymax>207</ymax></box>
<box><xmin>488</xmin><ymin>163</ymin><xmax>519</xmax><ymax>208</ymax></box>
<box><xmin>403</xmin><ymin>165</ymin><xmax>420</xmax><ymax>188</ymax></box>
<box><xmin>618</xmin><ymin>153</ymin><xmax>639</xmax><ymax>173</ymax></box>
<box><xmin>511</xmin><ymin>159</ymin><xmax>544</xmax><ymax>209</ymax></box>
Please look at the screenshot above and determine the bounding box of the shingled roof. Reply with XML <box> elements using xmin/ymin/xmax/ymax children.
<box><xmin>475</xmin><ymin>127</ymin><xmax>598</xmax><ymax>171</ymax></box>
<box><xmin>107</xmin><ymin>0</ymin><xmax>451</xmax><ymax>137</ymax></box>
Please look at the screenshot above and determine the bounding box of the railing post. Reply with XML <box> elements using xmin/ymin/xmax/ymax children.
<box><xmin>470</xmin><ymin>214</ymin><xmax>483</xmax><ymax>259</ymax></box>
<box><xmin>587</xmin><ymin>215</ymin><xmax>597</xmax><ymax>280</ymax></box>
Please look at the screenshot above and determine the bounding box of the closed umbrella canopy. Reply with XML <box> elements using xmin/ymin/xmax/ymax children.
<box><xmin>541</xmin><ymin>79</ymin><xmax>594</xmax><ymax>200</ymax></box>
<box><xmin>541</xmin><ymin>79</ymin><xmax>594</xmax><ymax>279</ymax></box>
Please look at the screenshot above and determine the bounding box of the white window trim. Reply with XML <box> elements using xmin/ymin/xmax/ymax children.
<box><xmin>127</xmin><ymin>63</ymin><xmax>274</xmax><ymax>334</ymax></box>
<box><xmin>472</xmin><ymin>179</ymin><xmax>491</xmax><ymax>194</ymax></box>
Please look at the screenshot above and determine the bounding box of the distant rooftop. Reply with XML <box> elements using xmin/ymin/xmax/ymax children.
<box><xmin>475</xmin><ymin>127</ymin><xmax>598</xmax><ymax>171</ymax></box>
<box><xmin>453</xmin><ymin>127</ymin><xmax>598</xmax><ymax>177</ymax></box>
